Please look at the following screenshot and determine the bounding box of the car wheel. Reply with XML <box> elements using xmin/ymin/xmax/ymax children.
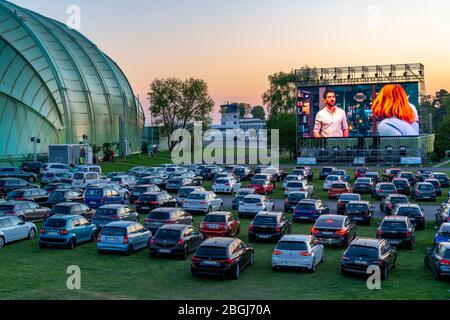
<box><xmin>28</xmin><ymin>228</ymin><xmax>36</xmax><ymax>240</ymax></box>
<box><xmin>90</xmin><ymin>230</ymin><xmax>98</xmax><ymax>242</ymax></box>
<box><xmin>231</xmin><ymin>264</ymin><xmax>240</xmax><ymax>280</ymax></box>
<box><xmin>321</xmin><ymin>252</ymin><xmax>325</xmax><ymax>263</ymax></box>
<box><xmin>381</xmin><ymin>266</ymin><xmax>388</xmax><ymax>280</ymax></box>
<box><xmin>407</xmin><ymin>240</ymin><xmax>414</xmax><ymax>250</ymax></box>
<box><xmin>191</xmin><ymin>267</ymin><xmax>198</xmax><ymax>277</ymax></box>
<box><xmin>434</xmin><ymin>268</ymin><xmax>441</xmax><ymax>280</ymax></box>
<box><xmin>27</xmin><ymin>176</ymin><xmax>35</xmax><ymax>183</ymax></box>
<box><xmin>272</xmin><ymin>265</ymin><xmax>278</xmax><ymax>271</ymax></box>
<box><xmin>183</xmin><ymin>246</ymin><xmax>189</xmax><ymax>259</ymax></box>
<box><xmin>124</xmin><ymin>192</ymin><xmax>129</xmax><ymax>200</ymax></box>
<box><xmin>125</xmin><ymin>244</ymin><xmax>134</xmax><ymax>256</ymax></box>
<box><xmin>392</xmin><ymin>257</ymin><xmax>397</xmax><ymax>269</ymax></box>
<box><xmin>309</xmin><ymin>260</ymin><xmax>316</xmax><ymax>273</ymax></box>
<box><xmin>207</xmin><ymin>206</ymin><xmax>212</xmax><ymax>213</ymax></box>
<box><xmin>219</xmin><ymin>204</ymin><xmax>223</xmax><ymax>211</ymax></box>
<box><xmin>0</xmin><ymin>236</ymin><xmax>4</xmax><ymax>249</ymax></box>
<box><xmin>18</xmin><ymin>216</ymin><xmax>25</xmax><ymax>222</ymax></box>
<box><xmin>249</xmin><ymin>252</ymin><xmax>254</xmax><ymax>266</ymax></box>
<box><xmin>66</xmin><ymin>238</ymin><xmax>76</xmax><ymax>250</ymax></box>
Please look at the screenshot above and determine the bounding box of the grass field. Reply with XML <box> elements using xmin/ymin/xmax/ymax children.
<box><xmin>0</xmin><ymin>153</ymin><xmax>449</xmax><ymax>300</ymax></box>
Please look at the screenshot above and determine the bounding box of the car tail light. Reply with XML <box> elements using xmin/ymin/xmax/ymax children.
<box><xmin>100</xmin><ymin>197</ymin><xmax>105</xmax><ymax>203</ymax></box>
<box><xmin>177</xmin><ymin>239</ymin><xmax>185</xmax><ymax>246</ymax></box>
<box><xmin>191</xmin><ymin>256</ymin><xmax>201</xmax><ymax>262</ymax></box>
<box><xmin>199</xmin><ymin>201</ymin><xmax>207</xmax><ymax>205</ymax></box>
<box><xmin>377</xmin><ymin>229</ymin><xmax>382</xmax><ymax>236</ymax></box>
<box><xmin>150</xmin><ymin>238</ymin><xmax>156</xmax><ymax>244</ymax></box>
<box><xmin>299</xmin><ymin>251</ymin><xmax>311</xmax><ymax>256</ymax></box>
<box><xmin>164</xmin><ymin>220</ymin><xmax>174</xmax><ymax>224</ymax></box>
<box><xmin>248</xmin><ymin>224</ymin><xmax>254</xmax><ymax>232</ymax></box>
<box><xmin>311</xmin><ymin>227</ymin><xmax>319</xmax><ymax>234</ymax></box>
<box><xmin>135</xmin><ymin>200</ymin><xmax>141</xmax><ymax>204</ymax></box>
<box><xmin>224</xmin><ymin>183</ymin><xmax>230</xmax><ymax>186</ymax></box>
<box><xmin>40</xmin><ymin>228</ymin><xmax>46</xmax><ymax>234</ymax></box>
<box><xmin>97</xmin><ymin>234</ymin><xmax>101</xmax><ymax>242</ymax></box>
<box><xmin>273</xmin><ymin>250</ymin><xmax>282</xmax><ymax>255</ymax></box>
<box><xmin>406</xmin><ymin>231</ymin><xmax>411</xmax><ymax>237</ymax></box>
<box><xmin>144</xmin><ymin>218</ymin><xmax>150</xmax><ymax>222</ymax></box>
<box><xmin>60</xmin><ymin>229</ymin><xmax>68</xmax><ymax>235</ymax></box>
<box><xmin>110</xmin><ymin>215</ymin><xmax>119</xmax><ymax>219</ymax></box>
<box><xmin>15</xmin><ymin>197</ymin><xmax>24</xmax><ymax>201</ymax></box>
<box><xmin>183</xmin><ymin>200</ymin><xmax>188</xmax><ymax>203</ymax></box>
<box><xmin>388</xmin><ymin>203</ymin><xmax>393</xmax><ymax>208</ymax></box>
<box><xmin>218</xmin><ymin>258</ymin><xmax>234</xmax><ymax>264</ymax></box>
<box><xmin>336</xmin><ymin>229</ymin><xmax>346</xmax><ymax>235</ymax></box>
<box><xmin>275</xmin><ymin>225</ymin><xmax>281</xmax><ymax>232</ymax></box>
<box><xmin>378</xmin><ymin>259</ymin><xmax>385</xmax><ymax>266</ymax></box>
<box><xmin>200</xmin><ymin>222</ymin><xmax>205</xmax><ymax>229</ymax></box>
<box><xmin>338</xmin><ymin>201</ymin><xmax>344</xmax><ymax>206</ymax></box>
<box><xmin>440</xmin><ymin>259</ymin><xmax>450</xmax><ymax>265</ymax></box>
<box><xmin>123</xmin><ymin>235</ymin><xmax>129</xmax><ymax>244</ymax></box>
<box><xmin>256</xmin><ymin>203</ymin><xmax>263</xmax><ymax>206</ymax></box>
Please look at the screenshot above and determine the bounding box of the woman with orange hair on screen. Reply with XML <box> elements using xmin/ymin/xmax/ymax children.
<box><xmin>372</xmin><ymin>84</ymin><xmax>419</xmax><ymax>136</ymax></box>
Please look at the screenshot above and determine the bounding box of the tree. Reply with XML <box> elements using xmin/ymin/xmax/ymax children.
<box><xmin>236</xmin><ymin>103</ymin><xmax>251</xmax><ymax>118</ymax></box>
<box><xmin>251</xmin><ymin>105</ymin><xmax>266</xmax><ymax>120</ymax></box>
<box><xmin>267</xmin><ymin>112</ymin><xmax>297</xmax><ymax>159</ymax></box>
<box><xmin>148</xmin><ymin>77</ymin><xmax>214</xmax><ymax>151</ymax></box>
<box><xmin>433</xmin><ymin>111</ymin><xmax>450</xmax><ymax>160</ymax></box>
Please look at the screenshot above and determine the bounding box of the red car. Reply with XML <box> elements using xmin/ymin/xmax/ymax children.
<box><xmin>248</xmin><ymin>179</ymin><xmax>275</xmax><ymax>195</ymax></box>
<box><xmin>382</xmin><ymin>168</ymin><xmax>402</xmax><ymax>182</ymax></box>
<box><xmin>200</xmin><ymin>211</ymin><xmax>240</xmax><ymax>238</ymax></box>
<box><xmin>328</xmin><ymin>182</ymin><xmax>352</xmax><ymax>199</ymax></box>
<box><xmin>354</xmin><ymin>167</ymin><xmax>369</xmax><ymax>179</ymax></box>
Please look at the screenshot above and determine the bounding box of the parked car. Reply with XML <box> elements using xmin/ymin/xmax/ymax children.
<box><xmin>352</xmin><ymin>177</ymin><xmax>375</xmax><ymax>194</ymax></box>
<box><xmin>136</xmin><ymin>191</ymin><xmax>176</xmax><ymax>214</ymax></box>
<box><xmin>293</xmin><ymin>199</ymin><xmax>329</xmax><ymax>222</ymax></box>
<box><xmin>434</xmin><ymin>223</ymin><xmax>450</xmax><ymax>244</ymax></box>
<box><xmin>411</xmin><ymin>182</ymin><xmax>436</xmax><ymax>201</ymax></box>
<box><xmin>106</xmin><ymin>172</ymin><xmax>127</xmax><ymax>179</ymax></box>
<box><xmin>355</xmin><ymin>167</ymin><xmax>369</xmax><ymax>179</ymax></box>
<box><xmin>345</xmin><ymin>201</ymin><xmax>374</xmax><ymax>225</ymax></box>
<box><xmin>430</xmin><ymin>172</ymin><xmax>450</xmax><ymax>188</ymax></box>
<box><xmin>0</xmin><ymin>178</ymin><xmax>39</xmax><ymax>197</ymax></box>
<box><xmin>144</xmin><ymin>207</ymin><xmax>193</xmax><ymax>235</ymax></box>
<box><xmin>382</xmin><ymin>168</ymin><xmax>402</xmax><ymax>182</ymax></box>
<box><xmin>237</xmin><ymin>194</ymin><xmax>274</xmax><ymax>219</ymax></box>
<box><xmin>284</xmin><ymin>191</ymin><xmax>309</xmax><ymax>213</ymax></box>
<box><xmin>6</xmin><ymin>188</ymin><xmax>49</xmax><ymax>205</ymax></box>
<box><xmin>136</xmin><ymin>176</ymin><xmax>167</xmax><ymax>190</ymax></box>
<box><xmin>330</xmin><ymin>170</ymin><xmax>350</xmax><ymax>182</ymax></box>
<box><xmin>328</xmin><ymin>182</ymin><xmax>352</xmax><ymax>199</ymax></box>
<box><xmin>84</xmin><ymin>185</ymin><xmax>124</xmax><ymax>209</ymax></box>
<box><xmin>271</xmin><ymin>235</ymin><xmax>324</xmax><ymax>272</ymax></box>
<box><xmin>72</xmin><ymin>172</ymin><xmax>110</xmax><ymax>189</ymax></box>
<box><xmin>376</xmin><ymin>215</ymin><xmax>415</xmax><ymax>249</ymax></box>
<box><xmin>424</xmin><ymin>242</ymin><xmax>450</xmax><ymax>280</ymax></box>
<box><xmin>39</xmin><ymin>215</ymin><xmax>98</xmax><ymax>249</ymax></box>
<box><xmin>129</xmin><ymin>184</ymin><xmax>161</xmax><ymax>204</ymax></box>
<box><xmin>290</xmin><ymin>169</ymin><xmax>307</xmax><ymax>182</ymax></box>
<box><xmin>294</xmin><ymin>166</ymin><xmax>313</xmax><ymax>181</ymax></box>
<box><xmin>396</xmin><ymin>171</ymin><xmax>417</xmax><ymax>186</ymax></box>
<box><xmin>0</xmin><ymin>216</ymin><xmax>37</xmax><ymax>249</ymax></box>
<box><xmin>211</xmin><ymin>172</ymin><xmax>237</xmax><ymax>184</ymax></box>
<box><xmin>311</xmin><ymin>214</ymin><xmax>357</xmax><ymax>247</ymax></box>
<box><xmin>253</xmin><ymin>173</ymin><xmax>276</xmax><ymax>184</ymax></box>
<box><xmin>319</xmin><ymin>166</ymin><xmax>337</xmax><ymax>180</ymax></box>
<box><xmin>380</xmin><ymin>194</ymin><xmax>409</xmax><ymax>215</ymax></box>
<box><xmin>282</xmin><ymin>175</ymin><xmax>303</xmax><ymax>188</ymax></box>
<box><xmin>392</xmin><ymin>178</ymin><xmax>411</xmax><ymax>196</ymax></box>
<box><xmin>71</xmin><ymin>165</ymin><xmax>102</xmax><ymax>174</ymax></box>
<box><xmin>284</xmin><ymin>181</ymin><xmax>314</xmax><ymax>197</ymax></box>
<box><xmin>166</xmin><ymin>177</ymin><xmax>199</xmax><ymax>192</ymax></box>
<box><xmin>435</xmin><ymin>203</ymin><xmax>450</xmax><ymax>226</ymax></box>
<box><xmin>425</xmin><ymin>179</ymin><xmax>442</xmax><ymax>196</ymax></box>
<box><xmin>150</xmin><ymin>224</ymin><xmax>203</xmax><ymax>258</ymax></box>
<box><xmin>212</xmin><ymin>177</ymin><xmax>241</xmax><ymax>194</ymax></box>
<box><xmin>200</xmin><ymin>211</ymin><xmax>240</xmax><ymax>238</ymax></box>
<box><xmin>43</xmin><ymin>183</ymin><xmax>77</xmax><ymax>194</ymax></box>
<box><xmin>127</xmin><ymin>166</ymin><xmax>149</xmax><ymax>176</ymax></box>
<box><xmin>248</xmin><ymin>211</ymin><xmax>292</xmax><ymax>242</ymax></box>
<box><xmin>371</xmin><ymin>182</ymin><xmax>397</xmax><ymax>200</ymax></box>
<box><xmin>92</xmin><ymin>204</ymin><xmax>139</xmax><ymax>229</ymax></box>
<box><xmin>136</xmin><ymin>167</ymin><xmax>166</xmax><ymax>178</ymax></box>
<box><xmin>341</xmin><ymin>237</ymin><xmax>397</xmax><ymax>280</ymax></box>
<box><xmin>97</xmin><ymin>221</ymin><xmax>150</xmax><ymax>255</ymax></box>
<box><xmin>233</xmin><ymin>166</ymin><xmax>253</xmax><ymax>181</ymax></box>
<box><xmin>391</xmin><ymin>203</ymin><xmax>425</xmax><ymax>229</ymax></box>
<box><xmin>0</xmin><ymin>167</ymin><xmax>37</xmax><ymax>183</ymax></box>
<box><xmin>336</xmin><ymin>193</ymin><xmax>361</xmax><ymax>214</ymax></box>
<box><xmin>258</xmin><ymin>165</ymin><xmax>285</xmax><ymax>182</ymax></box>
<box><xmin>191</xmin><ymin>237</ymin><xmax>254</xmax><ymax>279</ymax></box>
<box><xmin>0</xmin><ymin>201</ymin><xmax>50</xmax><ymax>222</ymax></box>
<box><xmin>416</xmin><ymin>169</ymin><xmax>433</xmax><ymax>181</ymax></box>
<box><xmin>323</xmin><ymin>175</ymin><xmax>342</xmax><ymax>191</ymax></box>
<box><xmin>41</xmin><ymin>172</ymin><xmax>73</xmax><ymax>185</ymax></box>
<box><xmin>232</xmin><ymin>188</ymin><xmax>256</xmax><ymax>210</ymax></box>
<box><xmin>47</xmin><ymin>202</ymin><xmax>95</xmax><ymax>221</ymax></box>
<box><xmin>175</xmin><ymin>186</ymin><xmax>205</xmax><ymax>207</ymax></box>
<box><xmin>96</xmin><ymin>183</ymin><xmax>131</xmax><ymax>202</ymax></box>
<box><xmin>109</xmin><ymin>175</ymin><xmax>137</xmax><ymax>189</ymax></box>
<box><xmin>199</xmin><ymin>166</ymin><xmax>223</xmax><ymax>181</ymax></box>
<box><xmin>182</xmin><ymin>191</ymin><xmax>223</xmax><ymax>214</ymax></box>
<box><xmin>364</xmin><ymin>171</ymin><xmax>381</xmax><ymax>184</ymax></box>
<box><xmin>40</xmin><ymin>163</ymin><xmax>72</xmax><ymax>175</ymax></box>
<box><xmin>19</xmin><ymin>161</ymin><xmax>43</xmax><ymax>174</ymax></box>
<box><xmin>248</xmin><ymin>179</ymin><xmax>275</xmax><ymax>195</ymax></box>
<box><xmin>45</xmin><ymin>189</ymin><xmax>84</xmax><ymax>207</ymax></box>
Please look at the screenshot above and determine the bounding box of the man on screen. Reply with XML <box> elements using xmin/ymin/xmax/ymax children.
<box><xmin>313</xmin><ymin>89</ymin><xmax>349</xmax><ymax>138</ymax></box>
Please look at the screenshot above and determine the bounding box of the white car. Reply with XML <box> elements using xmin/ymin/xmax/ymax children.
<box><xmin>183</xmin><ymin>191</ymin><xmax>223</xmax><ymax>214</ymax></box>
<box><xmin>238</xmin><ymin>194</ymin><xmax>274</xmax><ymax>218</ymax></box>
<box><xmin>283</xmin><ymin>175</ymin><xmax>303</xmax><ymax>188</ymax></box>
<box><xmin>72</xmin><ymin>165</ymin><xmax>102</xmax><ymax>173</ymax></box>
<box><xmin>323</xmin><ymin>175</ymin><xmax>343</xmax><ymax>191</ymax></box>
<box><xmin>212</xmin><ymin>177</ymin><xmax>241</xmax><ymax>194</ymax></box>
<box><xmin>284</xmin><ymin>181</ymin><xmax>314</xmax><ymax>197</ymax></box>
<box><xmin>139</xmin><ymin>167</ymin><xmax>166</xmax><ymax>178</ymax></box>
<box><xmin>109</xmin><ymin>175</ymin><xmax>137</xmax><ymax>189</ymax></box>
<box><xmin>40</xmin><ymin>163</ymin><xmax>72</xmax><ymax>175</ymax></box>
<box><xmin>95</xmin><ymin>183</ymin><xmax>131</xmax><ymax>201</ymax></box>
<box><xmin>72</xmin><ymin>172</ymin><xmax>110</xmax><ymax>189</ymax></box>
<box><xmin>0</xmin><ymin>216</ymin><xmax>37</xmax><ymax>249</ymax></box>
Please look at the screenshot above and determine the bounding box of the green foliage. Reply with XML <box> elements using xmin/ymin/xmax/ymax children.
<box><xmin>434</xmin><ymin>111</ymin><xmax>450</xmax><ymax>159</ymax></box>
<box><xmin>251</xmin><ymin>105</ymin><xmax>266</xmax><ymax>120</ymax></box>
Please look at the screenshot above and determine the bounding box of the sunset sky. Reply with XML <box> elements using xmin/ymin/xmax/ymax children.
<box><xmin>9</xmin><ymin>0</ymin><xmax>450</xmax><ymax>124</ymax></box>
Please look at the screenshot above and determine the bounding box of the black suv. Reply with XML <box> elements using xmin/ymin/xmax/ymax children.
<box><xmin>20</xmin><ymin>161</ymin><xmax>43</xmax><ymax>174</ymax></box>
<box><xmin>380</xmin><ymin>194</ymin><xmax>409</xmax><ymax>215</ymax></box>
<box><xmin>392</xmin><ymin>204</ymin><xmax>425</xmax><ymax>229</ymax></box>
<box><xmin>191</xmin><ymin>237</ymin><xmax>254</xmax><ymax>279</ymax></box>
<box><xmin>284</xmin><ymin>191</ymin><xmax>309</xmax><ymax>213</ymax></box>
<box><xmin>377</xmin><ymin>216</ymin><xmax>415</xmax><ymax>249</ymax></box>
<box><xmin>144</xmin><ymin>207</ymin><xmax>193</xmax><ymax>235</ymax></box>
<box><xmin>129</xmin><ymin>184</ymin><xmax>160</xmax><ymax>204</ymax></box>
<box><xmin>0</xmin><ymin>178</ymin><xmax>39</xmax><ymax>197</ymax></box>
<box><xmin>341</xmin><ymin>237</ymin><xmax>397</xmax><ymax>280</ymax></box>
<box><xmin>248</xmin><ymin>211</ymin><xmax>292</xmax><ymax>242</ymax></box>
<box><xmin>311</xmin><ymin>214</ymin><xmax>357</xmax><ymax>247</ymax></box>
<box><xmin>0</xmin><ymin>167</ymin><xmax>37</xmax><ymax>183</ymax></box>
<box><xmin>6</xmin><ymin>188</ymin><xmax>49</xmax><ymax>205</ymax></box>
<box><xmin>46</xmin><ymin>189</ymin><xmax>84</xmax><ymax>207</ymax></box>
<box><xmin>337</xmin><ymin>193</ymin><xmax>361</xmax><ymax>215</ymax></box>
<box><xmin>149</xmin><ymin>224</ymin><xmax>203</xmax><ymax>259</ymax></box>
<box><xmin>353</xmin><ymin>178</ymin><xmax>375</xmax><ymax>194</ymax></box>
<box><xmin>319</xmin><ymin>167</ymin><xmax>337</xmax><ymax>180</ymax></box>
<box><xmin>345</xmin><ymin>201</ymin><xmax>374</xmax><ymax>225</ymax></box>
<box><xmin>392</xmin><ymin>178</ymin><xmax>411</xmax><ymax>196</ymax></box>
<box><xmin>135</xmin><ymin>191</ymin><xmax>176</xmax><ymax>214</ymax></box>
<box><xmin>48</xmin><ymin>202</ymin><xmax>95</xmax><ymax>220</ymax></box>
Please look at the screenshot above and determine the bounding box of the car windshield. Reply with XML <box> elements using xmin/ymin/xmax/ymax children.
<box><xmin>434</xmin><ymin>174</ymin><xmax>448</xmax><ymax>179</ymax></box>
<box><xmin>195</xmin><ymin>246</ymin><xmax>228</xmax><ymax>259</ymax></box>
<box><xmin>148</xmin><ymin>211</ymin><xmax>170</xmax><ymax>220</ymax></box>
<box><xmin>402</xmin><ymin>173</ymin><xmax>414</xmax><ymax>178</ymax></box>
<box><xmin>187</xmin><ymin>193</ymin><xmax>206</xmax><ymax>200</ymax></box>
<box><xmin>156</xmin><ymin>229</ymin><xmax>181</xmax><ymax>240</ymax></box>
<box><xmin>418</xmin><ymin>184</ymin><xmax>433</xmax><ymax>191</ymax></box>
<box><xmin>340</xmin><ymin>194</ymin><xmax>359</xmax><ymax>201</ymax></box>
<box><xmin>321</xmin><ymin>168</ymin><xmax>334</xmax><ymax>173</ymax></box>
<box><xmin>327</xmin><ymin>176</ymin><xmax>339</xmax><ymax>181</ymax></box>
<box><xmin>345</xmin><ymin>245</ymin><xmax>378</xmax><ymax>259</ymax></box>
<box><xmin>380</xmin><ymin>185</ymin><xmax>396</xmax><ymax>190</ymax></box>
<box><xmin>133</xmin><ymin>187</ymin><xmax>148</xmax><ymax>193</ymax></box>
<box><xmin>0</xmin><ymin>205</ymin><xmax>15</xmax><ymax>211</ymax></box>
<box><xmin>251</xmin><ymin>180</ymin><xmax>266</xmax><ymax>185</ymax></box>
<box><xmin>43</xmin><ymin>219</ymin><xmax>67</xmax><ymax>228</ymax></box>
<box><xmin>178</xmin><ymin>188</ymin><xmax>195</xmax><ymax>196</ymax></box>
<box><xmin>49</xmin><ymin>191</ymin><xmax>65</xmax><ymax>198</ymax></box>
<box><xmin>332</xmin><ymin>183</ymin><xmax>346</xmax><ymax>189</ymax></box>
<box><xmin>346</xmin><ymin>204</ymin><xmax>368</xmax><ymax>212</ymax></box>
<box><xmin>439</xmin><ymin>225</ymin><xmax>450</xmax><ymax>234</ymax></box>
<box><xmin>381</xmin><ymin>220</ymin><xmax>407</xmax><ymax>229</ymax></box>
<box><xmin>296</xmin><ymin>202</ymin><xmax>316</xmax><ymax>210</ymax></box>
<box><xmin>288</xmin><ymin>193</ymin><xmax>306</xmax><ymax>201</ymax></box>
<box><xmin>356</xmin><ymin>178</ymin><xmax>371</xmax><ymax>183</ymax></box>
<box><xmin>7</xmin><ymin>190</ymin><xmax>24</xmax><ymax>197</ymax></box>
<box><xmin>101</xmin><ymin>227</ymin><xmax>126</xmax><ymax>236</ymax></box>
<box><xmin>95</xmin><ymin>208</ymin><xmax>118</xmax><ymax>216</ymax></box>
<box><xmin>234</xmin><ymin>168</ymin><xmax>244</xmax><ymax>173</ymax></box>
<box><xmin>394</xmin><ymin>180</ymin><xmax>408</xmax><ymax>186</ymax></box>
<box><xmin>52</xmin><ymin>206</ymin><xmax>71</xmax><ymax>214</ymax></box>
<box><xmin>276</xmin><ymin>241</ymin><xmax>308</xmax><ymax>251</ymax></box>
<box><xmin>253</xmin><ymin>216</ymin><xmax>277</xmax><ymax>224</ymax></box>
<box><xmin>215</xmin><ymin>179</ymin><xmax>229</xmax><ymax>184</ymax></box>
<box><xmin>242</xmin><ymin>197</ymin><xmax>261</xmax><ymax>204</ymax></box>
<box><xmin>204</xmin><ymin>215</ymin><xmax>226</xmax><ymax>223</ymax></box>
<box><xmin>85</xmin><ymin>188</ymin><xmax>103</xmax><ymax>197</ymax></box>
<box><xmin>73</xmin><ymin>173</ymin><xmax>84</xmax><ymax>180</ymax></box>
<box><xmin>444</xmin><ymin>250</ymin><xmax>450</xmax><ymax>259</ymax></box>
<box><xmin>236</xmin><ymin>190</ymin><xmax>252</xmax><ymax>196</ymax></box>
<box><xmin>287</xmin><ymin>182</ymin><xmax>303</xmax><ymax>188</ymax></box>
<box><xmin>315</xmin><ymin>218</ymin><xmax>343</xmax><ymax>228</ymax></box>
<box><xmin>140</xmin><ymin>194</ymin><xmax>157</xmax><ymax>201</ymax></box>
<box><xmin>390</xmin><ymin>197</ymin><xmax>408</xmax><ymax>204</ymax></box>
<box><xmin>396</xmin><ymin>208</ymin><xmax>422</xmax><ymax>217</ymax></box>
<box><xmin>111</xmin><ymin>177</ymin><xmax>123</xmax><ymax>182</ymax></box>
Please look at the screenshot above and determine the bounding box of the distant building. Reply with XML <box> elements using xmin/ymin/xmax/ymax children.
<box><xmin>211</xmin><ymin>103</ymin><xmax>266</xmax><ymax>134</ymax></box>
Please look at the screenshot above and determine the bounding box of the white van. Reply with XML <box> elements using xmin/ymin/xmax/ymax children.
<box><xmin>72</xmin><ymin>172</ymin><xmax>110</xmax><ymax>188</ymax></box>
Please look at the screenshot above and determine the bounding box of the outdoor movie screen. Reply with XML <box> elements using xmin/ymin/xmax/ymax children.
<box><xmin>297</xmin><ymin>82</ymin><xmax>420</xmax><ymax>138</ymax></box>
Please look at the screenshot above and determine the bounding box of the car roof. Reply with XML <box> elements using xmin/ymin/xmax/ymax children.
<box><xmin>1</xmin><ymin>200</ymin><xmax>34</xmax><ymax>205</ymax></box>
<box><xmin>317</xmin><ymin>214</ymin><xmax>345</xmax><ymax>222</ymax></box>
<box><xmin>150</xmin><ymin>207</ymin><xmax>178</xmax><ymax>213</ymax></box>
<box><xmin>236</xmin><ymin>188</ymin><xmax>255</xmax><ymax>192</ymax></box>
<box><xmin>201</xmin><ymin>237</ymin><xmax>236</xmax><ymax>247</ymax></box>
<box><xmin>53</xmin><ymin>202</ymin><xmax>80</xmax><ymax>207</ymax></box>
<box><xmin>98</xmin><ymin>204</ymin><xmax>128</xmax><ymax>209</ymax></box>
<box><xmin>395</xmin><ymin>203</ymin><xmax>420</xmax><ymax>208</ymax></box>
<box><xmin>383</xmin><ymin>215</ymin><xmax>409</xmax><ymax>221</ymax></box>
<box><xmin>347</xmin><ymin>200</ymin><xmax>370</xmax><ymax>205</ymax></box>
<box><xmin>49</xmin><ymin>214</ymin><xmax>80</xmax><ymax>220</ymax></box>
<box><xmin>244</xmin><ymin>194</ymin><xmax>265</xmax><ymax>199</ymax></box>
<box><xmin>158</xmin><ymin>224</ymin><xmax>191</xmax><ymax>231</ymax></box>
<box><xmin>206</xmin><ymin>211</ymin><xmax>231</xmax><ymax>216</ymax></box>
<box><xmin>142</xmin><ymin>191</ymin><xmax>165</xmax><ymax>195</ymax></box>
<box><xmin>279</xmin><ymin>234</ymin><xmax>310</xmax><ymax>242</ymax></box>
<box><xmin>339</xmin><ymin>193</ymin><xmax>359</xmax><ymax>197</ymax></box>
<box><xmin>351</xmin><ymin>237</ymin><xmax>383</xmax><ymax>248</ymax></box>
<box><xmin>325</xmin><ymin>175</ymin><xmax>341</xmax><ymax>179</ymax></box>
<box><xmin>190</xmin><ymin>191</ymin><xmax>209</xmax><ymax>195</ymax></box>
<box><xmin>255</xmin><ymin>211</ymin><xmax>282</xmax><ymax>217</ymax></box>
<box><xmin>103</xmin><ymin>221</ymin><xmax>138</xmax><ymax>228</ymax></box>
